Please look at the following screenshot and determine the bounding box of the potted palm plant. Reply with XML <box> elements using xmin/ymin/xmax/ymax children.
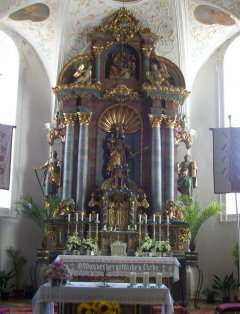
<box><xmin>202</xmin><ymin>286</ymin><xmax>218</xmax><ymax>304</ymax></box>
<box><xmin>177</xmin><ymin>194</ymin><xmax>225</xmax><ymax>252</ymax></box>
<box><xmin>0</xmin><ymin>270</ymin><xmax>15</xmax><ymax>300</ymax></box>
<box><xmin>211</xmin><ymin>272</ymin><xmax>237</xmax><ymax>303</ymax></box>
<box><xmin>15</xmin><ymin>194</ymin><xmax>61</xmax><ymax>249</ymax></box>
<box><xmin>5</xmin><ymin>246</ymin><xmax>27</xmax><ymax>299</ymax></box>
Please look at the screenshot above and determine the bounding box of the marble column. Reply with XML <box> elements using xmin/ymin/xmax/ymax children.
<box><xmin>62</xmin><ymin>113</ymin><xmax>78</xmax><ymax>200</ymax></box>
<box><xmin>163</xmin><ymin>115</ymin><xmax>176</xmax><ymax>203</ymax></box>
<box><xmin>149</xmin><ymin>114</ymin><xmax>163</xmax><ymax>214</ymax></box>
<box><xmin>142</xmin><ymin>48</ymin><xmax>152</xmax><ymax>82</ymax></box>
<box><xmin>76</xmin><ymin>111</ymin><xmax>93</xmax><ymax>213</ymax></box>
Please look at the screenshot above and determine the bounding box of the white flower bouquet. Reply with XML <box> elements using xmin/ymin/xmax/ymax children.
<box><xmin>81</xmin><ymin>238</ymin><xmax>98</xmax><ymax>251</ymax></box>
<box><xmin>66</xmin><ymin>235</ymin><xmax>81</xmax><ymax>251</ymax></box>
<box><xmin>154</xmin><ymin>240</ymin><xmax>171</xmax><ymax>253</ymax></box>
<box><xmin>140</xmin><ymin>236</ymin><xmax>154</xmax><ymax>252</ymax></box>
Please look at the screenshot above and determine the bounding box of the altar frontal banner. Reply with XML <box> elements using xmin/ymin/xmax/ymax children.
<box><xmin>212</xmin><ymin>127</ymin><xmax>240</xmax><ymax>193</ymax></box>
<box><xmin>0</xmin><ymin>124</ymin><xmax>14</xmax><ymax>190</ymax></box>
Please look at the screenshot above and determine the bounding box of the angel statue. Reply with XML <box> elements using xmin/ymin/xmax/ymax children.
<box><xmin>73</xmin><ymin>63</ymin><xmax>93</xmax><ymax>87</ymax></box>
<box><xmin>146</xmin><ymin>62</ymin><xmax>171</xmax><ymax>88</ymax></box>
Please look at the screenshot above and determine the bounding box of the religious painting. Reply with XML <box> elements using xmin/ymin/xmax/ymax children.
<box><xmin>9</xmin><ymin>3</ymin><xmax>50</xmax><ymax>22</ymax></box>
<box><xmin>194</xmin><ymin>5</ymin><xmax>235</xmax><ymax>26</ymax></box>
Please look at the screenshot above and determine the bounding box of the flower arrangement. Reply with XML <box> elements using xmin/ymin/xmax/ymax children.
<box><xmin>81</xmin><ymin>238</ymin><xmax>98</xmax><ymax>251</ymax></box>
<box><xmin>77</xmin><ymin>300</ymin><xmax>121</xmax><ymax>314</ymax></box>
<box><xmin>140</xmin><ymin>236</ymin><xmax>154</xmax><ymax>252</ymax></box>
<box><xmin>154</xmin><ymin>240</ymin><xmax>171</xmax><ymax>253</ymax></box>
<box><xmin>46</xmin><ymin>260</ymin><xmax>72</xmax><ymax>286</ymax></box>
<box><xmin>66</xmin><ymin>235</ymin><xmax>81</xmax><ymax>251</ymax></box>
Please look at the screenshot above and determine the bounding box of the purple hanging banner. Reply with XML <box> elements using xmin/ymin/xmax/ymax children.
<box><xmin>0</xmin><ymin>124</ymin><xmax>14</xmax><ymax>190</ymax></box>
<box><xmin>212</xmin><ymin>127</ymin><xmax>240</xmax><ymax>194</ymax></box>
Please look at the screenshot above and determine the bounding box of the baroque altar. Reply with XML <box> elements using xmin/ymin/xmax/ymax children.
<box><xmin>43</xmin><ymin>7</ymin><xmax>194</xmax><ymax>259</ymax></box>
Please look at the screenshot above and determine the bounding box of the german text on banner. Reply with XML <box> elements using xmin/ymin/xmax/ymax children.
<box><xmin>0</xmin><ymin>124</ymin><xmax>14</xmax><ymax>190</ymax></box>
<box><xmin>212</xmin><ymin>127</ymin><xmax>240</xmax><ymax>194</ymax></box>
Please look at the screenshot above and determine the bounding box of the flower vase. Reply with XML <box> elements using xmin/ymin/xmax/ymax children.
<box><xmin>51</xmin><ymin>279</ymin><xmax>67</xmax><ymax>287</ymax></box>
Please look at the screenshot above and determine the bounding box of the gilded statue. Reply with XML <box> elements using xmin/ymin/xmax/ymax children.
<box><xmin>146</xmin><ymin>62</ymin><xmax>171</xmax><ymax>88</ymax></box>
<box><xmin>73</xmin><ymin>64</ymin><xmax>93</xmax><ymax>86</ymax></box>
<box><xmin>177</xmin><ymin>154</ymin><xmax>197</xmax><ymax>197</ymax></box>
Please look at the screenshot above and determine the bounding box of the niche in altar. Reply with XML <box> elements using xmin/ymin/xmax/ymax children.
<box><xmin>46</xmin><ymin>7</ymin><xmax>192</xmax><ymax>259</ymax></box>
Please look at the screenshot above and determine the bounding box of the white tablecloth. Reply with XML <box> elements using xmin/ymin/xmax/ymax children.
<box><xmin>57</xmin><ymin>255</ymin><xmax>180</xmax><ymax>282</ymax></box>
<box><xmin>32</xmin><ymin>282</ymin><xmax>174</xmax><ymax>314</ymax></box>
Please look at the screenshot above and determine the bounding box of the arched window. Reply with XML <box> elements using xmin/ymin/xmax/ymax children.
<box><xmin>224</xmin><ymin>36</ymin><xmax>240</xmax><ymax>215</ymax></box>
<box><xmin>0</xmin><ymin>31</ymin><xmax>18</xmax><ymax>209</ymax></box>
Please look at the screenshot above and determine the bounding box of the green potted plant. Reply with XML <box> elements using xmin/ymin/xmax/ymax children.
<box><xmin>5</xmin><ymin>246</ymin><xmax>27</xmax><ymax>299</ymax></box>
<box><xmin>202</xmin><ymin>286</ymin><xmax>218</xmax><ymax>304</ymax></box>
<box><xmin>232</xmin><ymin>242</ymin><xmax>239</xmax><ymax>283</ymax></box>
<box><xmin>177</xmin><ymin>195</ymin><xmax>225</xmax><ymax>252</ymax></box>
<box><xmin>211</xmin><ymin>272</ymin><xmax>238</xmax><ymax>303</ymax></box>
<box><xmin>0</xmin><ymin>270</ymin><xmax>15</xmax><ymax>300</ymax></box>
<box><xmin>15</xmin><ymin>194</ymin><xmax>61</xmax><ymax>248</ymax></box>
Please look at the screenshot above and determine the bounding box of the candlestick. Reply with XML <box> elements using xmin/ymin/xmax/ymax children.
<box><xmin>143</xmin><ymin>272</ymin><xmax>149</xmax><ymax>286</ymax></box>
<box><xmin>153</xmin><ymin>214</ymin><xmax>155</xmax><ymax>223</ymax></box>
<box><xmin>68</xmin><ymin>214</ymin><xmax>70</xmax><ymax>222</ymax></box>
<box><xmin>81</xmin><ymin>213</ymin><xmax>84</xmax><ymax>221</ymax></box>
<box><xmin>167</xmin><ymin>215</ymin><xmax>169</xmax><ymax>224</ymax></box>
<box><xmin>76</xmin><ymin>213</ymin><xmax>78</xmax><ymax>222</ymax></box>
<box><xmin>89</xmin><ymin>214</ymin><xmax>91</xmax><ymax>222</ymax></box>
<box><xmin>130</xmin><ymin>272</ymin><xmax>136</xmax><ymax>285</ymax></box>
<box><xmin>96</xmin><ymin>213</ymin><xmax>99</xmax><ymax>222</ymax></box>
<box><xmin>145</xmin><ymin>215</ymin><xmax>147</xmax><ymax>224</ymax></box>
<box><xmin>139</xmin><ymin>214</ymin><xmax>141</xmax><ymax>223</ymax></box>
<box><xmin>156</xmin><ymin>272</ymin><xmax>162</xmax><ymax>286</ymax></box>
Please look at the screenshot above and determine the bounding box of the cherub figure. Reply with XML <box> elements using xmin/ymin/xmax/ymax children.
<box><xmin>73</xmin><ymin>64</ymin><xmax>93</xmax><ymax>87</ymax></box>
<box><xmin>146</xmin><ymin>62</ymin><xmax>171</xmax><ymax>88</ymax></box>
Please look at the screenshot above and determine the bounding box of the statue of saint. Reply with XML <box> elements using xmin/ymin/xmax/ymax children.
<box><xmin>73</xmin><ymin>64</ymin><xmax>93</xmax><ymax>86</ymax></box>
<box><xmin>177</xmin><ymin>154</ymin><xmax>197</xmax><ymax>197</ymax></box>
<box><xmin>35</xmin><ymin>150</ymin><xmax>61</xmax><ymax>197</ymax></box>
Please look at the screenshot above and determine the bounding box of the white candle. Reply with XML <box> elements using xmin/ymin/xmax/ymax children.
<box><xmin>96</xmin><ymin>213</ymin><xmax>99</xmax><ymax>222</ymax></box>
<box><xmin>139</xmin><ymin>214</ymin><xmax>141</xmax><ymax>223</ymax></box>
<box><xmin>143</xmin><ymin>272</ymin><xmax>149</xmax><ymax>286</ymax></box>
<box><xmin>110</xmin><ymin>226</ymin><xmax>113</xmax><ymax>231</ymax></box>
<box><xmin>135</xmin><ymin>224</ymin><xmax>137</xmax><ymax>230</ymax></box>
<box><xmin>156</xmin><ymin>272</ymin><xmax>162</xmax><ymax>286</ymax></box>
<box><xmin>104</xmin><ymin>225</ymin><xmax>107</xmax><ymax>231</ymax></box>
<box><xmin>145</xmin><ymin>215</ymin><xmax>147</xmax><ymax>224</ymax></box>
<box><xmin>81</xmin><ymin>213</ymin><xmax>84</xmax><ymax>221</ymax></box>
<box><xmin>68</xmin><ymin>214</ymin><xmax>70</xmax><ymax>222</ymax></box>
<box><xmin>167</xmin><ymin>215</ymin><xmax>169</xmax><ymax>224</ymax></box>
<box><xmin>159</xmin><ymin>215</ymin><xmax>161</xmax><ymax>224</ymax></box>
<box><xmin>76</xmin><ymin>213</ymin><xmax>78</xmax><ymax>222</ymax></box>
<box><xmin>153</xmin><ymin>214</ymin><xmax>155</xmax><ymax>222</ymax></box>
<box><xmin>130</xmin><ymin>272</ymin><xmax>136</xmax><ymax>285</ymax></box>
<box><xmin>128</xmin><ymin>225</ymin><xmax>130</xmax><ymax>230</ymax></box>
<box><xmin>89</xmin><ymin>214</ymin><xmax>91</xmax><ymax>222</ymax></box>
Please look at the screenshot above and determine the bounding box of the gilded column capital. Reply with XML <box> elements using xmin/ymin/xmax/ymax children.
<box><xmin>163</xmin><ymin>115</ymin><xmax>177</xmax><ymax>129</ymax></box>
<box><xmin>142</xmin><ymin>47</ymin><xmax>152</xmax><ymax>56</ymax></box>
<box><xmin>63</xmin><ymin>113</ymin><xmax>78</xmax><ymax>127</ymax></box>
<box><xmin>93</xmin><ymin>46</ymin><xmax>104</xmax><ymax>55</ymax></box>
<box><xmin>148</xmin><ymin>114</ymin><xmax>163</xmax><ymax>128</ymax></box>
<box><xmin>77</xmin><ymin>112</ymin><xmax>93</xmax><ymax>126</ymax></box>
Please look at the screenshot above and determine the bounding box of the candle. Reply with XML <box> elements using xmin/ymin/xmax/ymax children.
<box><xmin>156</xmin><ymin>272</ymin><xmax>162</xmax><ymax>286</ymax></box>
<box><xmin>139</xmin><ymin>214</ymin><xmax>141</xmax><ymax>223</ymax></box>
<box><xmin>145</xmin><ymin>215</ymin><xmax>147</xmax><ymax>224</ymax></box>
<box><xmin>159</xmin><ymin>215</ymin><xmax>161</xmax><ymax>224</ymax></box>
<box><xmin>76</xmin><ymin>213</ymin><xmax>78</xmax><ymax>222</ymax></box>
<box><xmin>81</xmin><ymin>213</ymin><xmax>84</xmax><ymax>221</ymax></box>
<box><xmin>128</xmin><ymin>225</ymin><xmax>130</xmax><ymax>230</ymax></box>
<box><xmin>104</xmin><ymin>225</ymin><xmax>107</xmax><ymax>231</ymax></box>
<box><xmin>167</xmin><ymin>215</ymin><xmax>169</xmax><ymax>224</ymax></box>
<box><xmin>130</xmin><ymin>272</ymin><xmax>136</xmax><ymax>285</ymax></box>
<box><xmin>96</xmin><ymin>213</ymin><xmax>99</xmax><ymax>222</ymax></box>
<box><xmin>89</xmin><ymin>214</ymin><xmax>91</xmax><ymax>222</ymax></box>
<box><xmin>143</xmin><ymin>272</ymin><xmax>149</xmax><ymax>286</ymax></box>
<box><xmin>68</xmin><ymin>214</ymin><xmax>70</xmax><ymax>222</ymax></box>
<box><xmin>153</xmin><ymin>214</ymin><xmax>155</xmax><ymax>222</ymax></box>
<box><xmin>135</xmin><ymin>224</ymin><xmax>137</xmax><ymax>230</ymax></box>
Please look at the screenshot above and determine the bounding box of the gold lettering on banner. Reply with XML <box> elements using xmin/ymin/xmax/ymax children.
<box><xmin>77</xmin><ymin>112</ymin><xmax>93</xmax><ymax>126</ymax></box>
<box><xmin>163</xmin><ymin>115</ymin><xmax>176</xmax><ymax>129</ymax></box>
<box><xmin>63</xmin><ymin>113</ymin><xmax>78</xmax><ymax>127</ymax></box>
<box><xmin>148</xmin><ymin>114</ymin><xmax>163</xmax><ymax>128</ymax></box>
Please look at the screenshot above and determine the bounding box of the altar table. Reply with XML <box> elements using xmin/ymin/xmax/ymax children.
<box><xmin>56</xmin><ymin>255</ymin><xmax>180</xmax><ymax>282</ymax></box>
<box><xmin>32</xmin><ymin>282</ymin><xmax>174</xmax><ymax>314</ymax></box>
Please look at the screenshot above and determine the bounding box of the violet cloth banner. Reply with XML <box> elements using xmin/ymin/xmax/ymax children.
<box><xmin>212</xmin><ymin>127</ymin><xmax>240</xmax><ymax>194</ymax></box>
<box><xmin>0</xmin><ymin>124</ymin><xmax>14</xmax><ymax>190</ymax></box>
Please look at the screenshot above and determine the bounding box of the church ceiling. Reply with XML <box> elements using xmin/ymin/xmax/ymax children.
<box><xmin>0</xmin><ymin>0</ymin><xmax>240</xmax><ymax>87</ymax></box>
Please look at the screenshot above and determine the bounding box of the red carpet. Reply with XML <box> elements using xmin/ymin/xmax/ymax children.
<box><xmin>188</xmin><ymin>310</ymin><xmax>215</xmax><ymax>314</ymax></box>
<box><xmin>9</xmin><ymin>304</ymin><xmax>58</xmax><ymax>314</ymax></box>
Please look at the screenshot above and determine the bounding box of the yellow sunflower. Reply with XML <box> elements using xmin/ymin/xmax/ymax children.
<box><xmin>95</xmin><ymin>301</ymin><xmax>111</xmax><ymax>313</ymax></box>
<box><xmin>111</xmin><ymin>302</ymin><xmax>121</xmax><ymax>314</ymax></box>
<box><xmin>77</xmin><ymin>303</ymin><xmax>93</xmax><ymax>314</ymax></box>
